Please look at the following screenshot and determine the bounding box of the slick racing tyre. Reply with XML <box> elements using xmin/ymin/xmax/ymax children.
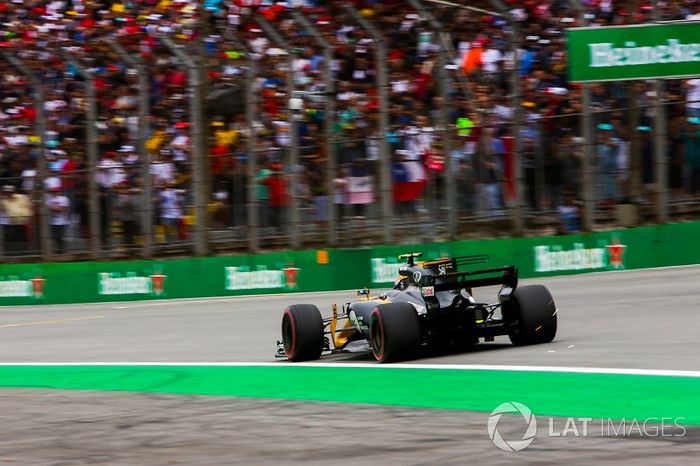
<box><xmin>282</xmin><ymin>304</ymin><xmax>324</xmax><ymax>361</ymax></box>
<box><xmin>369</xmin><ymin>303</ymin><xmax>421</xmax><ymax>363</ymax></box>
<box><xmin>504</xmin><ymin>285</ymin><xmax>557</xmax><ymax>346</ymax></box>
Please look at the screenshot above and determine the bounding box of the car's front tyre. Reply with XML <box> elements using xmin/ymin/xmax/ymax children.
<box><xmin>282</xmin><ymin>304</ymin><xmax>324</xmax><ymax>361</ymax></box>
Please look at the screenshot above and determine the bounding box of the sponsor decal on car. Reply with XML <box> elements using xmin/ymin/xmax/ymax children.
<box><xmin>421</xmin><ymin>286</ymin><xmax>435</xmax><ymax>297</ymax></box>
<box><xmin>534</xmin><ymin>240</ymin><xmax>627</xmax><ymax>272</ymax></box>
<box><xmin>98</xmin><ymin>272</ymin><xmax>167</xmax><ymax>296</ymax></box>
<box><xmin>225</xmin><ymin>265</ymin><xmax>300</xmax><ymax>291</ymax></box>
<box><xmin>0</xmin><ymin>275</ymin><xmax>45</xmax><ymax>298</ymax></box>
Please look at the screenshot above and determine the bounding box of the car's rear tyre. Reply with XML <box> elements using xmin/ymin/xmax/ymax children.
<box><xmin>282</xmin><ymin>304</ymin><xmax>324</xmax><ymax>361</ymax></box>
<box><xmin>369</xmin><ymin>303</ymin><xmax>421</xmax><ymax>363</ymax></box>
<box><xmin>504</xmin><ymin>285</ymin><xmax>557</xmax><ymax>346</ymax></box>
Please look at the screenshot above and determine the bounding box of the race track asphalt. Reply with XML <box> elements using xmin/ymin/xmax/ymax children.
<box><xmin>0</xmin><ymin>265</ymin><xmax>698</xmax><ymax>465</ymax></box>
<box><xmin>0</xmin><ymin>265</ymin><xmax>698</xmax><ymax>369</ymax></box>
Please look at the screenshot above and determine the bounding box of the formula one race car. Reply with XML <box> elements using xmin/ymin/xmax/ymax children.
<box><xmin>276</xmin><ymin>253</ymin><xmax>557</xmax><ymax>363</ymax></box>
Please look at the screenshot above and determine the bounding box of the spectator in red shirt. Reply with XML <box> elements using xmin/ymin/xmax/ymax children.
<box><xmin>264</xmin><ymin>163</ymin><xmax>289</xmax><ymax>232</ymax></box>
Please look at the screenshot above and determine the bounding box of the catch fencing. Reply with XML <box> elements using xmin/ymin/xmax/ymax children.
<box><xmin>1</xmin><ymin>2</ymin><xmax>699</xmax><ymax>263</ymax></box>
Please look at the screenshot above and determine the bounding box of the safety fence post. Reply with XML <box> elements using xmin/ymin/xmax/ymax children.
<box><xmin>157</xmin><ymin>34</ymin><xmax>210</xmax><ymax>256</ymax></box>
<box><xmin>1</xmin><ymin>51</ymin><xmax>52</xmax><ymax>260</ymax></box>
<box><xmin>490</xmin><ymin>0</ymin><xmax>524</xmax><ymax>235</ymax></box>
<box><xmin>569</xmin><ymin>0</ymin><xmax>595</xmax><ymax>232</ymax></box>
<box><xmin>652</xmin><ymin>5</ymin><xmax>669</xmax><ymax>224</ymax></box>
<box><xmin>106</xmin><ymin>39</ymin><xmax>153</xmax><ymax>258</ymax></box>
<box><xmin>291</xmin><ymin>9</ymin><xmax>338</xmax><ymax>247</ymax></box>
<box><xmin>60</xmin><ymin>49</ymin><xmax>102</xmax><ymax>259</ymax></box>
<box><xmin>407</xmin><ymin>0</ymin><xmax>457</xmax><ymax>240</ymax></box>
<box><xmin>223</xmin><ymin>31</ymin><xmax>259</xmax><ymax>252</ymax></box>
<box><xmin>256</xmin><ymin>17</ymin><xmax>301</xmax><ymax>249</ymax></box>
<box><xmin>342</xmin><ymin>4</ymin><xmax>393</xmax><ymax>244</ymax></box>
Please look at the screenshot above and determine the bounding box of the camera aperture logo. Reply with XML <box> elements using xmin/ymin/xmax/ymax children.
<box><xmin>488</xmin><ymin>401</ymin><xmax>537</xmax><ymax>452</ymax></box>
<box><xmin>488</xmin><ymin>401</ymin><xmax>687</xmax><ymax>452</ymax></box>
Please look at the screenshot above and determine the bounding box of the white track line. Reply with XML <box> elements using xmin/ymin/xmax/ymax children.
<box><xmin>0</xmin><ymin>362</ymin><xmax>698</xmax><ymax>378</ymax></box>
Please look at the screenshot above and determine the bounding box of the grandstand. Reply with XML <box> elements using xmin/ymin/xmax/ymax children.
<box><xmin>1</xmin><ymin>0</ymin><xmax>699</xmax><ymax>261</ymax></box>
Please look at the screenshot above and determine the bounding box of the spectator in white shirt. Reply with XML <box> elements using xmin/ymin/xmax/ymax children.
<box><xmin>481</xmin><ymin>46</ymin><xmax>503</xmax><ymax>74</ymax></box>
<box><xmin>151</xmin><ymin>150</ymin><xmax>178</xmax><ymax>188</ymax></box>
<box><xmin>96</xmin><ymin>153</ymin><xmax>126</xmax><ymax>189</ymax></box>
<box><xmin>46</xmin><ymin>186</ymin><xmax>70</xmax><ymax>254</ymax></box>
<box><xmin>686</xmin><ymin>79</ymin><xmax>700</xmax><ymax>119</ymax></box>
<box><xmin>159</xmin><ymin>185</ymin><xmax>184</xmax><ymax>241</ymax></box>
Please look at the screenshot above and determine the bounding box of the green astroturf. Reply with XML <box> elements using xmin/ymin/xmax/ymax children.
<box><xmin>0</xmin><ymin>366</ymin><xmax>698</xmax><ymax>424</ymax></box>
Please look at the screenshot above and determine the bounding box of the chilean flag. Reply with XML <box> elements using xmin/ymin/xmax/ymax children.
<box><xmin>393</xmin><ymin>162</ymin><xmax>427</xmax><ymax>201</ymax></box>
<box><xmin>348</xmin><ymin>165</ymin><xmax>374</xmax><ymax>205</ymax></box>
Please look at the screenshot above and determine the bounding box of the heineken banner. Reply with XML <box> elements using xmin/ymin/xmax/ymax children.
<box><xmin>567</xmin><ymin>22</ymin><xmax>700</xmax><ymax>82</ymax></box>
<box><xmin>0</xmin><ymin>251</ymin><xmax>341</xmax><ymax>306</ymax></box>
<box><xmin>1</xmin><ymin>221</ymin><xmax>700</xmax><ymax>305</ymax></box>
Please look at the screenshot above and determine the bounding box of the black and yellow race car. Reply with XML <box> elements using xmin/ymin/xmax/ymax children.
<box><xmin>276</xmin><ymin>252</ymin><xmax>557</xmax><ymax>363</ymax></box>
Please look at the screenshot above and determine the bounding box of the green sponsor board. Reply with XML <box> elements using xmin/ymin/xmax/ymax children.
<box><xmin>0</xmin><ymin>251</ymin><xmax>342</xmax><ymax>305</ymax></box>
<box><xmin>567</xmin><ymin>22</ymin><xmax>700</xmax><ymax>82</ymax></box>
<box><xmin>369</xmin><ymin>222</ymin><xmax>700</xmax><ymax>284</ymax></box>
<box><xmin>1</xmin><ymin>221</ymin><xmax>700</xmax><ymax>305</ymax></box>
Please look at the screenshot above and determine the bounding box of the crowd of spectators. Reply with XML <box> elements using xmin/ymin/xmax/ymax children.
<box><xmin>1</xmin><ymin>0</ymin><xmax>700</xmax><ymax>255</ymax></box>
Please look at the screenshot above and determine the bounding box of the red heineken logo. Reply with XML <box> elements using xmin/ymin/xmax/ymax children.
<box><xmin>150</xmin><ymin>274</ymin><xmax>167</xmax><ymax>296</ymax></box>
<box><xmin>30</xmin><ymin>277</ymin><xmax>46</xmax><ymax>298</ymax></box>
<box><xmin>606</xmin><ymin>241</ymin><xmax>627</xmax><ymax>269</ymax></box>
<box><xmin>283</xmin><ymin>266</ymin><xmax>300</xmax><ymax>289</ymax></box>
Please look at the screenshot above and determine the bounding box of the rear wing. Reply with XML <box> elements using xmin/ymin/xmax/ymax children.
<box><xmin>421</xmin><ymin>254</ymin><xmax>489</xmax><ymax>275</ymax></box>
<box><xmin>431</xmin><ymin>265</ymin><xmax>518</xmax><ymax>292</ymax></box>
<box><xmin>454</xmin><ymin>254</ymin><xmax>489</xmax><ymax>267</ymax></box>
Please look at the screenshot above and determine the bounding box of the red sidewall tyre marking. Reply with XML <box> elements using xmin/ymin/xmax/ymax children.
<box><xmin>371</xmin><ymin>308</ymin><xmax>385</xmax><ymax>362</ymax></box>
<box><xmin>283</xmin><ymin>308</ymin><xmax>296</xmax><ymax>359</ymax></box>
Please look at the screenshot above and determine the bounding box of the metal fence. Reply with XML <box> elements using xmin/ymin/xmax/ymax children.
<box><xmin>1</xmin><ymin>2</ymin><xmax>700</xmax><ymax>263</ymax></box>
